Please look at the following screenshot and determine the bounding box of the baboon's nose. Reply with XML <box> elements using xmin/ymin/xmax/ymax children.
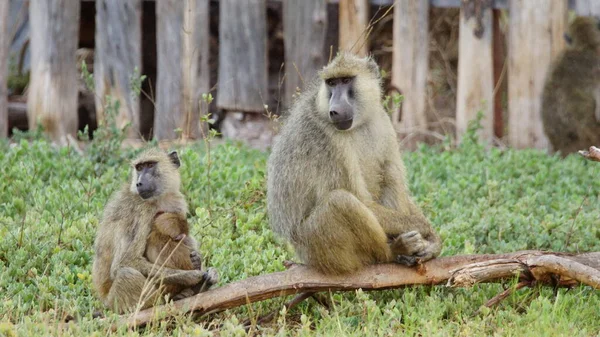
<box><xmin>329</xmin><ymin>110</ymin><xmax>338</xmax><ymax>117</ymax></box>
<box><xmin>136</xmin><ymin>182</ymin><xmax>142</xmax><ymax>187</ymax></box>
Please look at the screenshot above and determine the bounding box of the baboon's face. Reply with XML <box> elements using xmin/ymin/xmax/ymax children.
<box><xmin>134</xmin><ymin>161</ymin><xmax>161</xmax><ymax>199</ymax></box>
<box><xmin>565</xmin><ymin>16</ymin><xmax>600</xmax><ymax>48</ymax></box>
<box><xmin>131</xmin><ymin>151</ymin><xmax>181</xmax><ymax>200</ymax></box>
<box><xmin>324</xmin><ymin>76</ymin><xmax>356</xmax><ymax>131</ymax></box>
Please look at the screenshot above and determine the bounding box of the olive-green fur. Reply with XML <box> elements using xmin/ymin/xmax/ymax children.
<box><xmin>267</xmin><ymin>54</ymin><xmax>442</xmax><ymax>275</ymax></box>
<box><xmin>92</xmin><ymin>149</ymin><xmax>207</xmax><ymax>313</ymax></box>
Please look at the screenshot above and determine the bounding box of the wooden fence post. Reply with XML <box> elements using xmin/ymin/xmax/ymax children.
<box><xmin>492</xmin><ymin>9</ymin><xmax>506</xmax><ymax>139</ymax></box>
<box><xmin>217</xmin><ymin>0</ymin><xmax>272</xmax><ymax>148</ymax></box>
<box><xmin>155</xmin><ymin>0</ymin><xmax>210</xmax><ymax>140</ymax></box>
<box><xmin>94</xmin><ymin>0</ymin><xmax>142</xmax><ymax>138</ymax></box>
<box><xmin>456</xmin><ymin>0</ymin><xmax>494</xmax><ymax>142</ymax></box>
<box><xmin>392</xmin><ymin>0</ymin><xmax>429</xmax><ymax>147</ymax></box>
<box><xmin>28</xmin><ymin>0</ymin><xmax>80</xmax><ymax>144</ymax></box>
<box><xmin>507</xmin><ymin>0</ymin><xmax>567</xmax><ymax>150</ymax></box>
<box><xmin>283</xmin><ymin>0</ymin><xmax>328</xmax><ymax>107</ymax></box>
<box><xmin>339</xmin><ymin>0</ymin><xmax>369</xmax><ymax>56</ymax></box>
<box><xmin>0</xmin><ymin>0</ymin><xmax>8</xmax><ymax>138</ymax></box>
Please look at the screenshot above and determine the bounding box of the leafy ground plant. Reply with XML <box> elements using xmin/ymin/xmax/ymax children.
<box><xmin>0</xmin><ymin>130</ymin><xmax>599</xmax><ymax>336</ymax></box>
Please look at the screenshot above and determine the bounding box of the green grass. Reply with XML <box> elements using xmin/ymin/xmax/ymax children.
<box><xmin>0</xmin><ymin>134</ymin><xmax>599</xmax><ymax>336</ymax></box>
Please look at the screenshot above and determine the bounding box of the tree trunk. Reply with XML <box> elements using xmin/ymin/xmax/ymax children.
<box><xmin>283</xmin><ymin>0</ymin><xmax>328</xmax><ymax>107</ymax></box>
<box><xmin>338</xmin><ymin>0</ymin><xmax>369</xmax><ymax>56</ymax></box>
<box><xmin>155</xmin><ymin>0</ymin><xmax>210</xmax><ymax>140</ymax></box>
<box><xmin>392</xmin><ymin>0</ymin><xmax>430</xmax><ymax>147</ymax></box>
<box><xmin>507</xmin><ymin>0</ymin><xmax>567</xmax><ymax>149</ymax></box>
<box><xmin>216</xmin><ymin>0</ymin><xmax>268</xmax><ymax>113</ymax></box>
<box><xmin>456</xmin><ymin>0</ymin><xmax>494</xmax><ymax>143</ymax></box>
<box><xmin>27</xmin><ymin>0</ymin><xmax>80</xmax><ymax>144</ymax></box>
<box><xmin>0</xmin><ymin>0</ymin><xmax>8</xmax><ymax>138</ymax></box>
<box><xmin>94</xmin><ymin>0</ymin><xmax>142</xmax><ymax>138</ymax></box>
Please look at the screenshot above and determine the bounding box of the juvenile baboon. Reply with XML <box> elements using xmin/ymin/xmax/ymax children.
<box><xmin>267</xmin><ymin>53</ymin><xmax>442</xmax><ymax>275</ymax></box>
<box><xmin>92</xmin><ymin>149</ymin><xmax>216</xmax><ymax>313</ymax></box>
<box><xmin>145</xmin><ymin>212</ymin><xmax>217</xmax><ymax>300</ymax></box>
<box><xmin>542</xmin><ymin>16</ymin><xmax>600</xmax><ymax>155</ymax></box>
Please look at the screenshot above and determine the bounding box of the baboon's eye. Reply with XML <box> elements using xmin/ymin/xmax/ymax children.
<box><xmin>341</xmin><ymin>77</ymin><xmax>352</xmax><ymax>84</ymax></box>
<box><xmin>147</xmin><ymin>161</ymin><xmax>156</xmax><ymax>169</ymax></box>
<box><xmin>325</xmin><ymin>78</ymin><xmax>335</xmax><ymax>86</ymax></box>
<box><xmin>135</xmin><ymin>164</ymin><xmax>143</xmax><ymax>171</ymax></box>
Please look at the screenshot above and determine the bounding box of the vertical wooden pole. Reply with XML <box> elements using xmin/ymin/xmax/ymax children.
<box><xmin>0</xmin><ymin>0</ymin><xmax>8</xmax><ymax>138</ymax></box>
<box><xmin>217</xmin><ymin>0</ymin><xmax>268</xmax><ymax>113</ymax></box>
<box><xmin>456</xmin><ymin>0</ymin><xmax>494</xmax><ymax>143</ymax></box>
<box><xmin>155</xmin><ymin>0</ymin><xmax>210</xmax><ymax>140</ymax></box>
<box><xmin>492</xmin><ymin>9</ymin><xmax>505</xmax><ymax>139</ymax></box>
<box><xmin>283</xmin><ymin>0</ymin><xmax>328</xmax><ymax>107</ymax></box>
<box><xmin>339</xmin><ymin>0</ymin><xmax>369</xmax><ymax>56</ymax></box>
<box><xmin>392</xmin><ymin>0</ymin><xmax>429</xmax><ymax>146</ymax></box>
<box><xmin>94</xmin><ymin>0</ymin><xmax>142</xmax><ymax>138</ymax></box>
<box><xmin>28</xmin><ymin>0</ymin><xmax>80</xmax><ymax>144</ymax></box>
<box><xmin>507</xmin><ymin>0</ymin><xmax>567</xmax><ymax>149</ymax></box>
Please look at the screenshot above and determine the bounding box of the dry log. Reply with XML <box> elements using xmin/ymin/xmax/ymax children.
<box><xmin>579</xmin><ymin>146</ymin><xmax>600</xmax><ymax>162</ymax></box>
<box><xmin>120</xmin><ymin>250</ymin><xmax>600</xmax><ymax>329</ymax></box>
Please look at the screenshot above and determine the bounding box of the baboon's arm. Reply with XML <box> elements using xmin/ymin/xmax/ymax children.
<box><xmin>109</xmin><ymin>220</ymin><xmax>201</xmax><ymax>286</ymax></box>
<box><xmin>377</xmin><ymin>155</ymin><xmax>425</xmax><ymax>217</ymax></box>
<box><xmin>372</xmin><ymin>154</ymin><xmax>433</xmax><ymax>236</ymax></box>
<box><xmin>130</xmin><ymin>257</ymin><xmax>204</xmax><ymax>286</ymax></box>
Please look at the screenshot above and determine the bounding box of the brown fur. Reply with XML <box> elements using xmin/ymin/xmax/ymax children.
<box><xmin>145</xmin><ymin>212</ymin><xmax>211</xmax><ymax>299</ymax></box>
<box><xmin>92</xmin><ymin>148</ymin><xmax>216</xmax><ymax>313</ymax></box>
<box><xmin>267</xmin><ymin>53</ymin><xmax>442</xmax><ymax>275</ymax></box>
<box><xmin>542</xmin><ymin>16</ymin><xmax>600</xmax><ymax>155</ymax></box>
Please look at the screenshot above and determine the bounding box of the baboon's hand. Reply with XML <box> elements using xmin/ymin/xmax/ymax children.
<box><xmin>393</xmin><ymin>231</ymin><xmax>431</xmax><ymax>266</ymax></box>
<box><xmin>393</xmin><ymin>231</ymin><xmax>427</xmax><ymax>255</ymax></box>
<box><xmin>190</xmin><ymin>250</ymin><xmax>203</xmax><ymax>270</ymax></box>
<box><xmin>190</xmin><ymin>267</ymin><xmax>219</xmax><ymax>294</ymax></box>
<box><xmin>204</xmin><ymin>267</ymin><xmax>219</xmax><ymax>286</ymax></box>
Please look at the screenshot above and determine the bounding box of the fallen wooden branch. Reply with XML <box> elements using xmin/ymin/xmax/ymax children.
<box><xmin>119</xmin><ymin>250</ymin><xmax>600</xmax><ymax>329</ymax></box>
<box><xmin>579</xmin><ymin>146</ymin><xmax>600</xmax><ymax>162</ymax></box>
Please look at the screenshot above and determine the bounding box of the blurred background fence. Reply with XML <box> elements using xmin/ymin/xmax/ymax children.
<box><xmin>0</xmin><ymin>0</ymin><xmax>599</xmax><ymax>150</ymax></box>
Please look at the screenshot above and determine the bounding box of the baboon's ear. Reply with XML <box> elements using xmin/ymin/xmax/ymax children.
<box><xmin>366</xmin><ymin>58</ymin><xmax>380</xmax><ymax>78</ymax></box>
<box><xmin>168</xmin><ymin>151</ymin><xmax>181</xmax><ymax>168</ymax></box>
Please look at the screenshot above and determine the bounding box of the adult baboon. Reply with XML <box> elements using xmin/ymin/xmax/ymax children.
<box><xmin>267</xmin><ymin>53</ymin><xmax>442</xmax><ymax>275</ymax></box>
<box><xmin>92</xmin><ymin>149</ymin><xmax>215</xmax><ymax>313</ymax></box>
<box><xmin>542</xmin><ymin>16</ymin><xmax>600</xmax><ymax>155</ymax></box>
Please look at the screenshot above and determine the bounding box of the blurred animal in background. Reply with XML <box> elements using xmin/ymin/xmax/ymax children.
<box><xmin>542</xmin><ymin>16</ymin><xmax>600</xmax><ymax>155</ymax></box>
<box><xmin>92</xmin><ymin>149</ymin><xmax>216</xmax><ymax>313</ymax></box>
<box><xmin>267</xmin><ymin>53</ymin><xmax>442</xmax><ymax>275</ymax></box>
